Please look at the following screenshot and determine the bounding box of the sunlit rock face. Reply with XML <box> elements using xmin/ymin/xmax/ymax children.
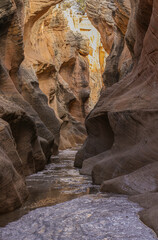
<box><xmin>24</xmin><ymin>3</ymin><xmax>92</xmax><ymax>149</ymax></box>
<box><xmin>76</xmin><ymin>0</ymin><xmax>158</xmax><ymax>235</ymax></box>
<box><xmin>0</xmin><ymin>0</ymin><xmax>62</xmax><ymax>213</ymax></box>
<box><xmin>68</xmin><ymin>11</ymin><xmax>106</xmax><ymax>108</ymax></box>
<box><xmin>86</xmin><ymin>0</ymin><xmax>132</xmax><ymax>87</ymax></box>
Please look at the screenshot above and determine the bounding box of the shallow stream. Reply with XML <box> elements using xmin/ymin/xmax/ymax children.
<box><xmin>0</xmin><ymin>147</ymin><xmax>99</xmax><ymax>227</ymax></box>
<box><xmin>0</xmin><ymin>147</ymin><xmax>157</xmax><ymax>240</ymax></box>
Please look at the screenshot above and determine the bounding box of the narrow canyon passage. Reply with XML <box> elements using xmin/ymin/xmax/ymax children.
<box><xmin>0</xmin><ymin>148</ymin><xmax>157</xmax><ymax>240</ymax></box>
<box><xmin>1</xmin><ymin>0</ymin><xmax>158</xmax><ymax>239</ymax></box>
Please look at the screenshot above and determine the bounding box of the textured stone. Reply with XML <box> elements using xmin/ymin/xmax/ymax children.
<box><xmin>0</xmin><ymin>118</ymin><xmax>28</xmax><ymax>214</ymax></box>
<box><xmin>86</xmin><ymin>0</ymin><xmax>132</xmax><ymax>87</ymax></box>
<box><xmin>130</xmin><ymin>193</ymin><xmax>158</xmax><ymax>236</ymax></box>
<box><xmin>0</xmin><ymin>195</ymin><xmax>157</xmax><ymax>240</ymax></box>
<box><xmin>76</xmin><ymin>0</ymin><xmax>158</xmax><ymax>236</ymax></box>
<box><xmin>69</xmin><ymin>11</ymin><xmax>106</xmax><ymax>108</ymax></box>
<box><xmin>86</xmin><ymin>0</ymin><xmax>115</xmax><ymax>54</ymax></box>
<box><xmin>0</xmin><ymin>0</ymin><xmax>61</xmax><ymax>213</ymax></box>
<box><xmin>19</xmin><ymin>65</ymin><xmax>60</xmax><ymax>153</ymax></box>
<box><xmin>24</xmin><ymin>4</ymin><xmax>90</xmax><ymax>149</ymax></box>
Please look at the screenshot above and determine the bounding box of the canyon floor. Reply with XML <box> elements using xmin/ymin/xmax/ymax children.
<box><xmin>0</xmin><ymin>148</ymin><xmax>157</xmax><ymax>240</ymax></box>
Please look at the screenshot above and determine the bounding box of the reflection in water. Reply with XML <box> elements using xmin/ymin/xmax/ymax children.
<box><xmin>0</xmin><ymin>147</ymin><xmax>99</xmax><ymax>227</ymax></box>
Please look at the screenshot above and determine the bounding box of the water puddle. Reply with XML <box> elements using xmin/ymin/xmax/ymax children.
<box><xmin>0</xmin><ymin>147</ymin><xmax>99</xmax><ymax>227</ymax></box>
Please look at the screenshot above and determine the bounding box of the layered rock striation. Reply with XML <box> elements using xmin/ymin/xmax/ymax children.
<box><xmin>0</xmin><ymin>0</ymin><xmax>61</xmax><ymax>213</ymax></box>
<box><xmin>76</xmin><ymin>0</ymin><xmax>158</xmax><ymax>235</ymax></box>
<box><xmin>24</xmin><ymin>3</ymin><xmax>91</xmax><ymax>149</ymax></box>
<box><xmin>86</xmin><ymin>0</ymin><xmax>132</xmax><ymax>87</ymax></box>
<box><xmin>69</xmin><ymin>11</ymin><xmax>106</xmax><ymax>108</ymax></box>
<box><xmin>0</xmin><ymin>0</ymin><xmax>96</xmax><ymax>213</ymax></box>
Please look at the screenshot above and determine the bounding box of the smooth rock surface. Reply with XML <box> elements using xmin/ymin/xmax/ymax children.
<box><xmin>0</xmin><ymin>0</ymin><xmax>61</xmax><ymax>213</ymax></box>
<box><xmin>24</xmin><ymin>3</ymin><xmax>91</xmax><ymax>149</ymax></box>
<box><xmin>0</xmin><ymin>195</ymin><xmax>157</xmax><ymax>240</ymax></box>
<box><xmin>86</xmin><ymin>0</ymin><xmax>132</xmax><ymax>87</ymax></box>
<box><xmin>76</xmin><ymin>0</ymin><xmax>158</xmax><ymax>190</ymax></box>
<box><xmin>76</xmin><ymin>0</ymin><xmax>158</xmax><ymax>235</ymax></box>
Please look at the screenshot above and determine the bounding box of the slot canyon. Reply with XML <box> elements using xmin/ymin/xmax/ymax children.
<box><xmin>0</xmin><ymin>0</ymin><xmax>158</xmax><ymax>239</ymax></box>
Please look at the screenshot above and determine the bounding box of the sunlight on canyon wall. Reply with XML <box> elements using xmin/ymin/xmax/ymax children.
<box><xmin>61</xmin><ymin>7</ymin><xmax>106</xmax><ymax>108</ymax></box>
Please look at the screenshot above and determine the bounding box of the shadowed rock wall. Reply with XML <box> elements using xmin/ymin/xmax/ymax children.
<box><xmin>86</xmin><ymin>0</ymin><xmax>132</xmax><ymax>87</ymax></box>
<box><xmin>0</xmin><ymin>0</ymin><xmax>61</xmax><ymax>213</ymax></box>
<box><xmin>0</xmin><ymin>0</ymin><xmax>92</xmax><ymax>213</ymax></box>
<box><xmin>76</xmin><ymin>0</ymin><xmax>158</xmax><ymax>235</ymax></box>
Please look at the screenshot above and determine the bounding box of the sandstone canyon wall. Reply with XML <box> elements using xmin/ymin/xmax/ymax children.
<box><xmin>76</xmin><ymin>0</ymin><xmax>158</xmax><ymax>235</ymax></box>
<box><xmin>86</xmin><ymin>0</ymin><xmax>132</xmax><ymax>87</ymax></box>
<box><xmin>23</xmin><ymin>1</ymin><xmax>107</xmax><ymax>151</ymax></box>
<box><xmin>0</xmin><ymin>0</ymin><xmax>63</xmax><ymax>213</ymax></box>
<box><xmin>0</xmin><ymin>0</ymin><xmax>105</xmax><ymax>214</ymax></box>
<box><xmin>23</xmin><ymin>3</ymin><xmax>92</xmax><ymax>149</ymax></box>
<box><xmin>69</xmin><ymin>11</ymin><xmax>106</xmax><ymax>108</ymax></box>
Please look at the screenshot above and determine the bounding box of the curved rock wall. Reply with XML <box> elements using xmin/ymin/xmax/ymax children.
<box><xmin>24</xmin><ymin>3</ymin><xmax>91</xmax><ymax>149</ymax></box>
<box><xmin>0</xmin><ymin>0</ymin><xmax>61</xmax><ymax>213</ymax></box>
<box><xmin>0</xmin><ymin>0</ymin><xmax>95</xmax><ymax>213</ymax></box>
<box><xmin>76</xmin><ymin>0</ymin><xmax>158</xmax><ymax>235</ymax></box>
<box><xmin>68</xmin><ymin>11</ymin><xmax>106</xmax><ymax>108</ymax></box>
<box><xmin>86</xmin><ymin>0</ymin><xmax>132</xmax><ymax>87</ymax></box>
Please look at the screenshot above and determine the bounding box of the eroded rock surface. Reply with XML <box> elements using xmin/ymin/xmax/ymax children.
<box><xmin>24</xmin><ymin>3</ymin><xmax>91</xmax><ymax>149</ymax></box>
<box><xmin>0</xmin><ymin>0</ymin><xmax>61</xmax><ymax>213</ymax></box>
<box><xmin>68</xmin><ymin>11</ymin><xmax>106</xmax><ymax>108</ymax></box>
<box><xmin>76</xmin><ymin>0</ymin><xmax>158</xmax><ymax>235</ymax></box>
<box><xmin>86</xmin><ymin>0</ymin><xmax>132</xmax><ymax>87</ymax></box>
<box><xmin>0</xmin><ymin>195</ymin><xmax>157</xmax><ymax>240</ymax></box>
